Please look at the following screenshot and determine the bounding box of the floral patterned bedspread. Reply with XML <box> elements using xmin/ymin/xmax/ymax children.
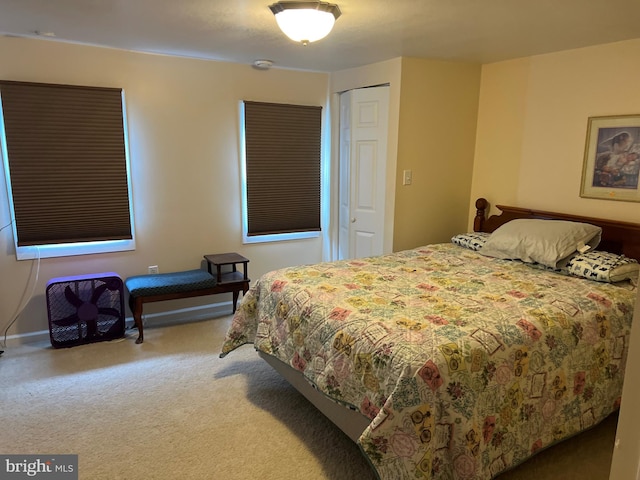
<box><xmin>220</xmin><ymin>243</ymin><xmax>636</xmax><ymax>479</ymax></box>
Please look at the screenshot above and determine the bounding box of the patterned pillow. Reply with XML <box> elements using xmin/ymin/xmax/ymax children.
<box><xmin>451</xmin><ymin>232</ymin><xmax>490</xmax><ymax>251</ymax></box>
<box><xmin>564</xmin><ymin>251</ymin><xmax>639</xmax><ymax>283</ymax></box>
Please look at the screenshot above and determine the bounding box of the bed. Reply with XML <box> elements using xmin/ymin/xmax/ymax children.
<box><xmin>220</xmin><ymin>198</ymin><xmax>640</xmax><ymax>479</ymax></box>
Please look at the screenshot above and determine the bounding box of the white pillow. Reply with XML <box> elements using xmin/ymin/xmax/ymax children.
<box><xmin>479</xmin><ymin>219</ymin><xmax>602</xmax><ymax>269</ymax></box>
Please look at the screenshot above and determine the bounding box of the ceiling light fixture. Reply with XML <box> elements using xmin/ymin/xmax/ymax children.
<box><xmin>269</xmin><ymin>1</ymin><xmax>341</xmax><ymax>45</ymax></box>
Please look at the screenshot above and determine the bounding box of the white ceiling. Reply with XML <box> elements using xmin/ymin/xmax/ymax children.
<box><xmin>1</xmin><ymin>0</ymin><xmax>639</xmax><ymax>72</ymax></box>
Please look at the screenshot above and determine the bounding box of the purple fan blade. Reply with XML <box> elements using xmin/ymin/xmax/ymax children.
<box><xmin>52</xmin><ymin>313</ymin><xmax>80</xmax><ymax>327</ymax></box>
<box><xmin>64</xmin><ymin>285</ymin><xmax>84</xmax><ymax>307</ymax></box>
<box><xmin>86</xmin><ymin>318</ymin><xmax>97</xmax><ymax>337</ymax></box>
<box><xmin>97</xmin><ymin>307</ymin><xmax>120</xmax><ymax>318</ymax></box>
<box><xmin>90</xmin><ymin>283</ymin><xmax>108</xmax><ymax>305</ymax></box>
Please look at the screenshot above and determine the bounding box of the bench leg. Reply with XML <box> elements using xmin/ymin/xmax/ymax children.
<box><xmin>129</xmin><ymin>296</ymin><xmax>144</xmax><ymax>344</ymax></box>
<box><xmin>232</xmin><ymin>291</ymin><xmax>239</xmax><ymax>313</ymax></box>
<box><xmin>232</xmin><ymin>281</ymin><xmax>250</xmax><ymax>313</ymax></box>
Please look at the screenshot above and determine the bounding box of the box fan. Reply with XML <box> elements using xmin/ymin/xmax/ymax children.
<box><xmin>46</xmin><ymin>272</ymin><xmax>125</xmax><ymax>348</ymax></box>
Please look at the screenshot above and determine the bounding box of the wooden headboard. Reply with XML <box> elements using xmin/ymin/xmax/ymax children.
<box><xmin>473</xmin><ymin>197</ymin><xmax>640</xmax><ymax>261</ymax></box>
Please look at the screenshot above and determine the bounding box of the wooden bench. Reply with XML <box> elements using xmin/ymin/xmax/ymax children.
<box><xmin>125</xmin><ymin>254</ymin><xmax>249</xmax><ymax>344</ymax></box>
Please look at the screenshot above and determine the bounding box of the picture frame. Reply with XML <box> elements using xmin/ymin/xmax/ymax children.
<box><xmin>580</xmin><ymin>114</ymin><xmax>640</xmax><ymax>202</ymax></box>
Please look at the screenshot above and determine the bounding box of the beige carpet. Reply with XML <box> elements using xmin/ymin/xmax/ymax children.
<box><xmin>0</xmin><ymin>316</ymin><xmax>618</xmax><ymax>479</ymax></box>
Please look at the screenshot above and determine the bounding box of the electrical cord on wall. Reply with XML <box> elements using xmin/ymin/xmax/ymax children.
<box><xmin>0</xmin><ymin>221</ymin><xmax>40</xmax><ymax>356</ymax></box>
<box><xmin>1</xmin><ymin>250</ymin><xmax>40</xmax><ymax>355</ymax></box>
<box><xmin>0</xmin><ymin>220</ymin><xmax>11</xmax><ymax>356</ymax></box>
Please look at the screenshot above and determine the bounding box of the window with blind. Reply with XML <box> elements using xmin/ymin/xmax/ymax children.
<box><xmin>0</xmin><ymin>80</ymin><xmax>135</xmax><ymax>260</ymax></box>
<box><xmin>241</xmin><ymin>100</ymin><xmax>321</xmax><ymax>243</ymax></box>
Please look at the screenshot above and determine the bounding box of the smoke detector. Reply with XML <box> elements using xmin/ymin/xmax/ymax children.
<box><xmin>253</xmin><ymin>59</ymin><xmax>274</xmax><ymax>70</ymax></box>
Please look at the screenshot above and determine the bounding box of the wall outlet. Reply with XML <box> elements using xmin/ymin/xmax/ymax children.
<box><xmin>148</xmin><ymin>265</ymin><xmax>159</xmax><ymax>274</ymax></box>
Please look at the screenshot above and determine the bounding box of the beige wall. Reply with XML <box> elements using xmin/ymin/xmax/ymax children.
<box><xmin>470</xmin><ymin>39</ymin><xmax>640</xmax><ymax>226</ymax></box>
<box><xmin>0</xmin><ymin>36</ymin><xmax>329</xmax><ymax>339</ymax></box>
<box><xmin>394</xmin><ymin>57</ymin><xmax>480</xmax><ymax>251</ymax></box>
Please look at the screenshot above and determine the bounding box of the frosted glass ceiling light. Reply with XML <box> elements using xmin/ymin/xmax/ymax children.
<box><xmin>269</xmin><ymin>1</ymin><xmax>341</xmax><ymax>45</ymax></box>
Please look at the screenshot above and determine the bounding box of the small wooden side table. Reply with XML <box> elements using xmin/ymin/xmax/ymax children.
<box><xmin>203</xmin><ymin>252</ymin><xmax>250</xmax><ymax>312</ymax></box>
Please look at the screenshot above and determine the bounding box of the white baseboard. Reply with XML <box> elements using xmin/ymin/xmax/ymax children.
<box><xmin>3</xmin><ymin>301</ymin><xmax>233</xmax><ymax>347</ymax></box>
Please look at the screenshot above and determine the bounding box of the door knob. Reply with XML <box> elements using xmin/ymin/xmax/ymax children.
<box><xmin>351</xmin><ymin>218</ymin><xmax>356</xmax><ymax>223</ymax></box>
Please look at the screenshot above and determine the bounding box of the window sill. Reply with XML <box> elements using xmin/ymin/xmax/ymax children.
<box><xmin>242</xmin><ymin>231</ymin><xmax>320</xmax><ymax>244</ymax></box>
<box><xmin>15</xmin><ymin>239</ymin><xmax>136</xmax><ymax>260</ymax></box>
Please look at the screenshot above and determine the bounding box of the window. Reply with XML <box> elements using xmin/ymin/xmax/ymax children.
<box><xmin>0</xmin><ymin>80</ymin><xmax>135</xmax><ymax>260</ymax></box>
<box><xmin>241</xmin><ymin>100</ymin><xmax>321</xmax><ymax>243</ymax></box>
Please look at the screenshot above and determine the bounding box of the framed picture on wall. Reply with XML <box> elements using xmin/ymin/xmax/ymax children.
<box><xmin>580</xmin><ymin>114</ymin><xmax>640</xmax><ymax>202</ymax></box>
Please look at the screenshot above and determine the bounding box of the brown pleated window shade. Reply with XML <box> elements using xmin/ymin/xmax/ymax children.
<box><xmin>243</xmin><ymin>101</ymin><xmax>321</xmax><ymax>236</ymax></box>
<box><xmin>0</xmin><ymin>80</ymin><xmax>132</xmax><ymax>246</ymax></box>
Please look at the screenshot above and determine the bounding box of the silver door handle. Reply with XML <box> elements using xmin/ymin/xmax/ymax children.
<box><xmin>351</xmin><ymin>218</ymin><xmax>356</xmax><ymax>223</ymax></box>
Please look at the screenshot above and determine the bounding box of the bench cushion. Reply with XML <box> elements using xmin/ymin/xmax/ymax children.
<box><xmin>125</xmin><ymin>269</ymin><xmax>217</xmax><ymax>297</ymax></box>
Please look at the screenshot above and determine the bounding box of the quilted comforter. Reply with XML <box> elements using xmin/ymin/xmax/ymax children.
<box><xmin>221</xmin><ymin>243</ymin><xmax>636</xmax><ymax>479</ymax></box>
